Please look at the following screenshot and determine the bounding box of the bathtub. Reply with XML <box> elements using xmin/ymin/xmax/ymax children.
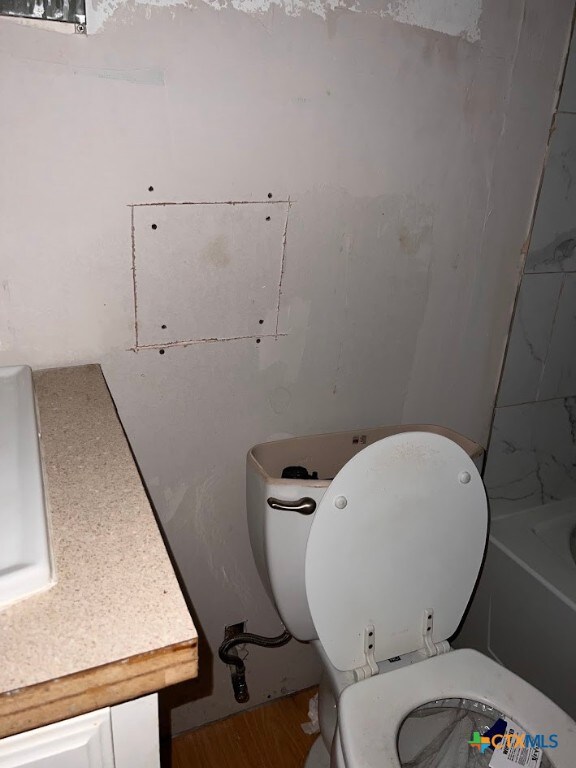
<box><xmin>457</xmin><ymin>498</ymin><xmax>576</xmax><ymax>718</ymax></box>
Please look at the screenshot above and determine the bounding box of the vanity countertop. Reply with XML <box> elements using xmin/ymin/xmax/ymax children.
<box><xmin>0</xmin><ymin>365</ymin><xmax>198</xmax><ymax>738</ymax></box>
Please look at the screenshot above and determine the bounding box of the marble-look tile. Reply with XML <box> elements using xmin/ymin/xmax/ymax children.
<box><xmin>525</xmin><ymin>114</ymin><xmax>576</xmax><ymax>273</ymax></box>
<box><xmin>539</xmin><ymin>273</ymin><xmax>576</xmax><ymax>400</ymax></box>
<box><xmin>497</xmin><ymin>274</ymin><xmax>563</xmax><ymax>406</ymax></box>
<box><xmin>559</xmin><ymin>36</ymin><xmax>576</xmax><ymax>114</ymax></box>
<box><xmin>484</xmin><ymin>397</ymin><xmax>576</xmax><ymax>511</ymax></box>
<box><xmin>484</xmin><ymin>404</ymin><xmax>540</xmax><ymax>509</ymax></box>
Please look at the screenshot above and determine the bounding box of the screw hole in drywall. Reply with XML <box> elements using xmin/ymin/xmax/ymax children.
<box><xmin>151</xmin><ymin>224</ymin><xmax>157</xmax><ymax>230</ymax></box>
<box><xmin>161</xmin><ymin>324</ymin><xmax>167</xmax><ymax>329</ymax></box>
<box><xmin>256</xmin><ymin>338</ymin><xmax>261</xmax><ymax>344</ymax></box>
<box><xmin>148</xmin><ymin>186</ymin><xmax>154</xmax><ymax>192</ymax></box>
<box><xmin>265</xmin><ymin>216</ymin><xmax>271</xmax><ymax>221</ymax></box>
<box><xmin>259</xmin><ymin>319</ymin><xmax>264</xmax><ymax>325</ymax></box>
<box><xmin>159</xmin><ymin>349</ymin><xmax>165</xmax><ymax>355</ymax></box>
<box><xmin>267</xmin><ymin>192</ymin><xmax>273</xmax><ymax>199</ymax></box>
<box><xmin>368</xmin><ymin>644</ymin><xmax>373</xmax><ymax>650</ymax></box>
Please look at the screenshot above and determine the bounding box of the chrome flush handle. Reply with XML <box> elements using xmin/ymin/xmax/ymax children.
<box><xmin>267</xmin><ymin>497</ymin><xmax>317</xmax><ymax>515</ymax></box>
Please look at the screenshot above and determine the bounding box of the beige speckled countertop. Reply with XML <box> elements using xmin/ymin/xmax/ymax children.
<box><xmin>0</xmin><ymin>365</ymin><xmax>198</xmax><ymax>738</ymax></box>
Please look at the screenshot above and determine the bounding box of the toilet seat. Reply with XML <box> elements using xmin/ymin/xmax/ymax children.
<box><xmin>337</xmin><ymin>649</ymin><xmax>576</xmax><ymax>768</ymax></box>
<box><xmin>305</xmin><ymin>432</ymin><xmax>487</xmax><ymax>671</ymax></box>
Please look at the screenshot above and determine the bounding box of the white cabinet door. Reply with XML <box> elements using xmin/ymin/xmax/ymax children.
<box><xmin>111</xmin><ymin>695</ymin><xmax>159</xmax><ymax>768</ymax></box>
<box><xmin>0</xmin><ymin>708</ymin><xmax>114</xmax><ymax>768</ymax></box>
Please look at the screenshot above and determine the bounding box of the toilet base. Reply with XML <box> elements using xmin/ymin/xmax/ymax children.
<box><xmin>304</xmin><ymin>736</ymin><xmax>330</xmax><ymax>768</ymax></box>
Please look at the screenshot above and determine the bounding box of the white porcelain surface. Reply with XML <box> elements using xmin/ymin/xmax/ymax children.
<box><xmin>249</xmin><ymin>424</ymin><xmax>576</xmax><ymax>767</ymax></box>
<box><xmin>491</xmin><ymin>499</ymin><xmax>576</xmax><ymax>607</ymax></box>
<box><xmin>303</xmin><ymin>737</ymin><xmax>330</xmax><ymax>768</ymax></box>
<box><xmin>246</xmin><ymin>463</ymin><xmax>319</xmax><ymax>640</ymax></box>
<box><xmin>460</xmin><ymin>499</ymin><xmax>576</xmax><ymax>719</ymax></box>
<box><xmin>337</xmin><ymin>650</ymin><xmax>576</xmax><ymax>768</ymax></box>
<box><xmin>247</xmin><ymin>425</ymin><xmax>484</xmax><ymax>643</ymax></box>
<box><xmin>0</xmin><ymin>365</ymin><xmax>53</xmax><ymax>609</ymax></box>
<box><xmin>305</xmin><ymin>433</ymin><xmax>487</xmax><ymax>669</ymax></box>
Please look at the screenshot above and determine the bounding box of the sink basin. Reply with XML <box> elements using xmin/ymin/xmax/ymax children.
<box><xmin>0</xmin><ymin>366</ymin><xmax>53</xmax><ymax>609</ymax></box>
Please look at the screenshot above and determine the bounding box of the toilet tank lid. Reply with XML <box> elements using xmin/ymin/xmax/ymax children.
<box><xmin>304</xmin><ymin>432</ymin><xmax>487</xmax><ymax>672</ymax></box>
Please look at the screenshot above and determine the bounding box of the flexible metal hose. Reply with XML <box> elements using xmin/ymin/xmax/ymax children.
<box><xmin>218</xmin><ymin>629</ymin><xmax>292</xmax><ymax>703</ymax></box>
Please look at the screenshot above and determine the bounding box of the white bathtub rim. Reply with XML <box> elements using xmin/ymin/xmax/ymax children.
<box><xmin>490</xmin><ymin>498</ymin><xmax>576</xmax><ymax>614</ymax></box>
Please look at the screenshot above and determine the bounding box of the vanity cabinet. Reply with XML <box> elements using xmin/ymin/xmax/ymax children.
<box><xmin>0</xmin><ymin>695</ymin><xmax>159</xmax><ymax>768</ymax></box>
<box><xmin>0</xmin><ymin>367</ymin><xmax>197</xmax><ymax>761</ymax></box>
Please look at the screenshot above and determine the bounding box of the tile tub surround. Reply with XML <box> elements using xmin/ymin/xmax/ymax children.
<box><xmin>496</xmin><ymin>274</ymin><xmax>564</xmax><ymax>408</ymax></box>
<box><xmin>487</xmin><ymin>272</ymin><xmax>576</xmax><ymax>509</ymax></box>
<box><xmin>524</xmin><ymin>113</ymin><xmax>576</xmax><ymax>275</ymax></box>
<box><xmin>539</xmin><ymin>274</ymin><xmax>576</xmax><ymax>400</ymax></box>
<box><xmin>484</xmin><ymin>397</ymin><xmax>576</xmax><ymax>512</ymax></box>
<box><xmin>485</xmin><ymin>42</ymin><xmax>576</xmax><ymax>511</ymax></box>
<box><xmin>0</xmin><ymin>365</ymin><xmax>198</xmax><ymax>738</ymax></box>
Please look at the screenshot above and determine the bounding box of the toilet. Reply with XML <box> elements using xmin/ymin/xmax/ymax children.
<box><xmin>247</xmin><ymin>426</ymin><xmax>576</xmax><ymax>768</ymax></box>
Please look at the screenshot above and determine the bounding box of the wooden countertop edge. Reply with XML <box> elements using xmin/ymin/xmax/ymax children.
<box><xmin>0</xmin><ymin>638</ymin><xmax>198</xmax><ymax>739</ymax></box>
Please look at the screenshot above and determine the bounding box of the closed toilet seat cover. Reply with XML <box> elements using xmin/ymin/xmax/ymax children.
<box><xmin>338</xmin><ymin>649</ymin><xmax>576</xmax><ymax>768</ymax></box>
<box><xmin>305</xmin><ymin>432</ymin><xmax>487</xmax><ymax>671</ymax></box>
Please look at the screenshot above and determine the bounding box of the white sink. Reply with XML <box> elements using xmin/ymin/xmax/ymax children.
<box><xmin>0</xmin><ymin>366</ymin><xmax>54</xmax><ymax>609</ymax></box>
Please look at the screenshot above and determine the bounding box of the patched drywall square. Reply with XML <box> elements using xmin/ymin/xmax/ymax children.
<box><xmin>132</xmin><ymin>201</ymin><xmax>289</xmax><ymax>348</ymax></box>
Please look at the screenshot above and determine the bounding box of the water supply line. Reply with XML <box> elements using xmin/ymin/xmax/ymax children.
<box><xmin>218</xmin><ymin>627</ymin><xmax>292</xmax><ymax>703</ymax></box>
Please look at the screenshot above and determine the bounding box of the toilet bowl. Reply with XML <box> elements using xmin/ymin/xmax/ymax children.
<box><xmin>246</xmin><ymin>426</ymin><xmax>576</xmax><ymax>767</ymax></box>
<box><xmin>334</xmin><ymin>649</ymin><xmax>575</xmax><ymax>768</ymax></box>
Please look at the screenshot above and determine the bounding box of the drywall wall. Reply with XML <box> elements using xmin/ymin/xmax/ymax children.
<box><xmin>0</xmin><ymin>0</ymin><xmax>572</xmax><ymax>733</ymax></box>
<box><xmin>89</xmin><ymin>0</ymin><xmax>482</xmax><ymax>40</ymax></box>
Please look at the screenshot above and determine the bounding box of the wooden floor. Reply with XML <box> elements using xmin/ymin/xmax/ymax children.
<box><xmin>172</xmin><ymin>688</ymin><xmax>318</xmax><ymax>768</ymax></box>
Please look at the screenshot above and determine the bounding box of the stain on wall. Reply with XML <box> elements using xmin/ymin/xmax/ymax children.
<box><xmin>88</xmin><ymin>0</ymin><xmax>482</xmax><ymax>39</ymax></box>
<box><xmin>0</xmin><ymin>0</ymin><xmax>573</xmax><ymax>734</ymax></box>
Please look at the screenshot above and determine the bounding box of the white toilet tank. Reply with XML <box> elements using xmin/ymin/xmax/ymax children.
<box><xmin>246</xmin><ymin>424</ymin><xmax>484</xmax><ymax>641</ymax></box>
